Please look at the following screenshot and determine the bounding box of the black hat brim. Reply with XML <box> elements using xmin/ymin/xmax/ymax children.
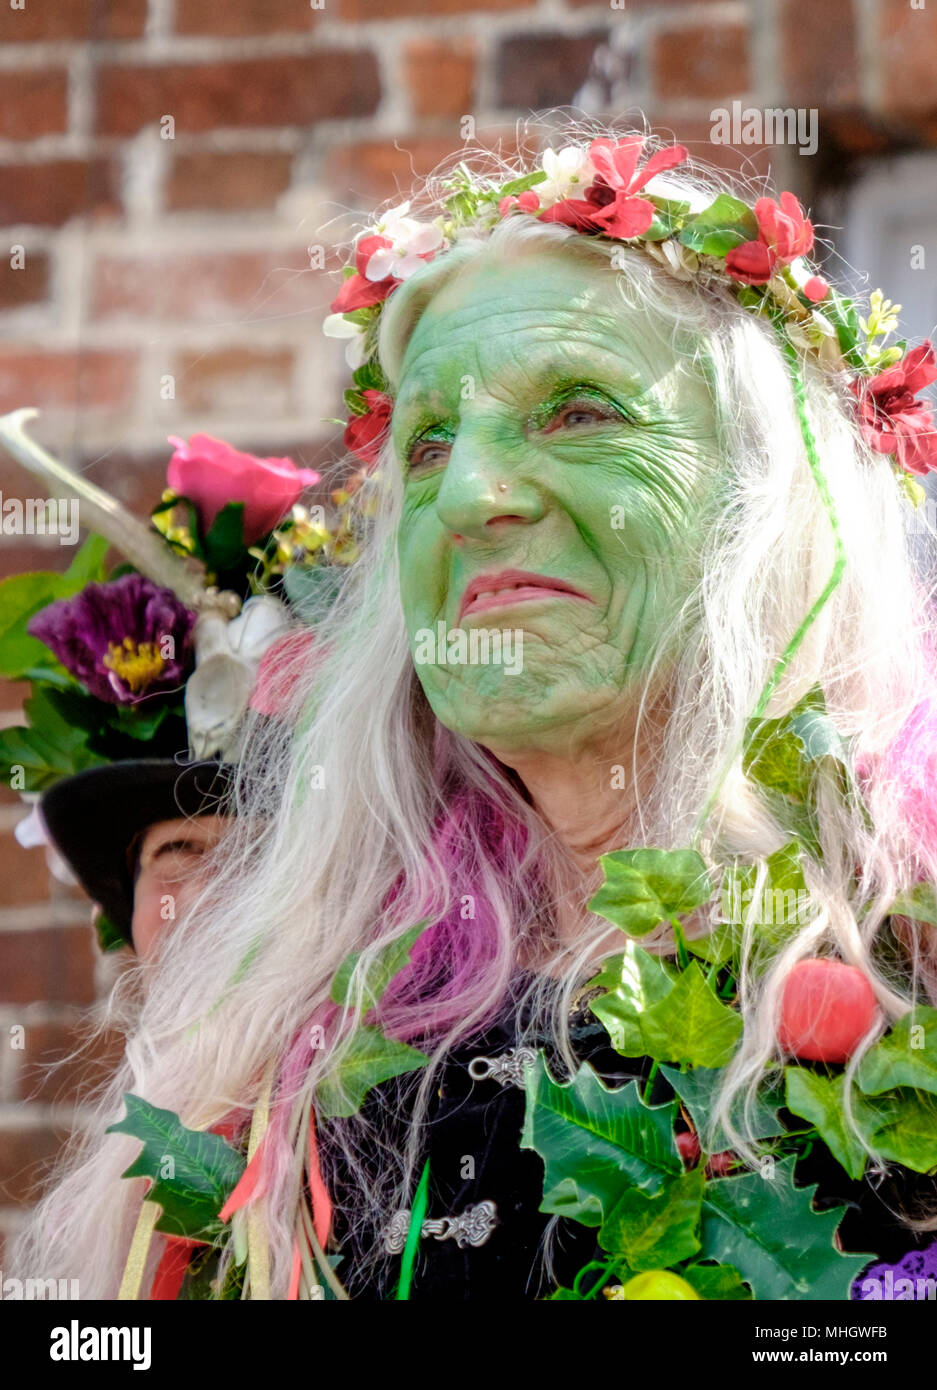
<box><xmin>40</xmin><ymin>759</ymin><xmax>235</xmax><ymax>948</ymax></box>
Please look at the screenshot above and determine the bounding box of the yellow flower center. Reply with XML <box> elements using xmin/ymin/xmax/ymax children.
<box><xmin>102</xmin><ymin>637</ymin><xmax>165</xmax><ymax>693</ymax></box>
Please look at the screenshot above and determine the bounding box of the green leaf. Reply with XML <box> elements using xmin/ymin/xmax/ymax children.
<box><xmin>106</xmin><ymin>1093</ymin><xmax>246</xmax><ymax>1241</ymax></box>
<box><xmin>63</xmin><ymin>533</ymin><xmax>109</xmax><ymax>586</ymax></box>
<box><xmin>0</xmin><ymin>572</ymin><xmax>67</xmax><ymax>677</ymax></box>
<box><xmin>587</xmin><ymin>847</ymin><xmax>713</xmax><ymax>937</ymax></box>
<box><xmin>94</xmin><ymin>911</ymin><xmax>129</xmax><ymax>954</ymax></box>
<box><xmin>494</xmin><ymin>170</ymin><xmax>548</xmax><ymax>199</ymax></box>
<box><xmin>677</xmin><ymin>194</ymin><xmax>758</xmax><ymax>256</ymax></box>
<box><xmin>521</xmin><ymin>1056</ymin><xmax>682</xmax><ymax>1227</ymax></box>
<box><xmin>681</xmin><ymin>1261</ymin><xmax>752</xmax><ymax>1300</ymax></box>
<box><xmin>637</xmin><ymin>964</ymin><xmax>743</xmax><ymax>1067</ymax></box>
<box><xmin>784</xmin><ymin>1068</ymin><xmax>869</xmax><ymax>1180</ymax></box>
<box><xmin>743</xmin><ymin>686</ymin><xmax>828</xmax><ymax>800</ymax></box>
<box><xmin>103</xmin><ymin>700</ymin><xmax>172</xmax><ymax>743</ymax></box>
<box><xmin>855</xmin><ymin>1087</ymin><xmax>937</xmax><ymax>1172</ymax></box>
<box><xmin>282</xmin><ymin>564</ymin><xmax>347</xmax><ymax>625</ymax></box>
<box><xmin>823</xmin><ymin>291</ymin><xmax>864</xmax><ymax>367</ymax></box>
<box><xmin>0</xmin><ymin>687</ymin><xmax>107</xmax><ymax>790</ymax></box>
<box><xmin>716</xmin><ymin>841</ymin><xmax>816</xmax><ymax>970</ymax></box>
<box><xmin>599</xmin><ymin>1166</ymin><xmax>704</xmax><ymax>1269</ymax></box>
<box><xmin>351</xmin><ymin>356</ymin><xmax>388</xmax><ymax>394</ymax></box>
<box><xmin>857</xmin><ymin>1007</ymin><xmax>937</xmax><ymax>1095</ymax></box>
<box><xmin>343</xmin><ymin>388</ymin><xmax>370</xmax><ymax>418</ymax></box>
<box><xmin>642</xmin><ymin>197</ymin><xmax>691</xmax><ymax>243</ymax></box>
<box><xmin>698</xmin><ymin>1156</ymin><xmax>872</xmax><ymax>1299</ymax></box>
<box><xmin>329</xmin><ymin>920</ymin><xmax>431</xmax><ymax>1010</ymax></box>
<box><xmin>314</xmin><ymin>1025</ymin><xmax>429</xmax><ymax>1120</ymax></box>
<box><xmin>586</xmin><ymin>941</ymin><xmax>679</xmax><ymax>1057</ymax></box>
<box><xmin>887</xmin><ymin>882</ymin><xmax>937</xmax><ymax>928</ymax></box>
<box><xmin>202</xmin><ymin>501</ymin><xmax>247</xmax><ymax>571</ymax></box>
<box><xmin>660</xmin><ymin>1064</ymin><xmax>785</xmax><ymax>1153</ymax></box>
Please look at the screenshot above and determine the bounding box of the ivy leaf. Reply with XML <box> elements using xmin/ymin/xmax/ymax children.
<box><xmin>887</xmin><ymin>882</ymin><xmax>937</xmax><ymax>928</ymax></box>
<box><xmin>521</xmin><ymin>1056</ymin><xmax>682</xmax><ymax>1227</ymax></box>
<box><xmin>714</xmin><ymin>841</ymin><xmax>816</xmax><ymax>970</ymax></box>
<box><xmin>599</xmin><ymin>1166</ymin><xmax>705</xmax><ymax>1269</ymax></box>
<box><xmin>855</xmin><ymin>1088</ymin><xmax>937</xmax><ymax>1173</ymax></box>
<box><xmin>681</xmin><ymin>1261</ymin><xmax>752</xmax><ymax>1300</ymax></box>
<box><xmin>587</xmin><ymin>847</ymin><xmax>713</xmax><ymax>937</ymax></box>
<box><xmin>637</xmin><ymin>963</ymin><xmax>743</xmax><ymax>1067</ymax></box>
<box><xmin>857</xmin><ymin>1007</ymin><xmax>937</xmax><ymax>1095</ymax></box>
<box><xmin>743</xmin><ymin>686</ymin><xmax>828</xmax><ymax>800</ymax></box>
<box><xmin>202</xmin><ymin>501</ymin><xmax>246</xmax><ymax>573</ymax></box>
<box><xmin>106</xmin><ymin>1093</ymin><xmax>246</xmax><ymax>1241</ymax></box>
<box><xmin>329</xmin><ymin>920</ymin><xmax>431</xmax><ymax>1010</ymax></box>
<box><xmin>698</xmin><ymin>1156</ymin><xmax>872</xmax><ymax>1299</ymax></box>
<box><xmin>586</xmin><ymin>941</ymin><xmax>679</xmax><ymax>1057</ymax></box>
<box><xmin>660</xmin><ymin>1064</ymin><xmax>785</xmax><ymax>1153</ymax></box>
<box><xmin>314</xmin><ymin>1025</ymin><xmax>429</xmax><ymax>1120</ymax></box>
<box><xmin>677</xmin><ymin>194</ymin><xmax>758</xmax><ymax>256</ymax></box>
<box><xmin>784</xmin><ymin>1068</ymin><xmax>869</xmax><ymax>1180</ymax></box>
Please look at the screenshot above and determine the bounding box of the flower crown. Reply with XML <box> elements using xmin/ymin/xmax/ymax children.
<box><xmin>324</xmin><ymin>135</ymin><xmax>937</xmax><ymax>501</ymax></box>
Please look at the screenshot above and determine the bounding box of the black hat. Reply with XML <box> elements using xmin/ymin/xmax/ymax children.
<box><xmin>40</xmin><ymin>759</ymin><xmax>234</xmax><ymax>948</ymax></box>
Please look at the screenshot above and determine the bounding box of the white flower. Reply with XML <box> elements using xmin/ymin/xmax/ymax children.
<box><xmin>363</xmin><ymin>200</ymin><xmax>444</xmax><ymax>281</ymax></box>
<box><xmin>643</xmin><ymin>238</ymin><xmax>699</xmax><ymax>281</ymax></box>
<box><xmin>322</xmin><ymin>312</ymin><xmax>369</xmax><ymax>369</ymax></box>
<box><xmin>536</xmin><ymin>145</ymin><xmax>597</xmax><ymax>206</ymax></box>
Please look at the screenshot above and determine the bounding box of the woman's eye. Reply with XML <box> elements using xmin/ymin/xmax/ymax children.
<box><xmin>546</xmin><ymin>401</ymin><xmax>616</xmax><ymax>431</ymax></box>
<box><xmin>408</xmin><ymin>440</ymin><xmax>451</xmax><ymax>474</ymax></box>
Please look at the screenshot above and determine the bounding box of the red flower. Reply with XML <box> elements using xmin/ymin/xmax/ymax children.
<box><xmin>849</xmin><ymin>341</ymin><xmax>937</xmax><ymax>476</ymax></box>
<box><xmin>167</xmin><ymin>434</ymin><xmax>320</xmax><ymax>544</ymax></box>
<box><xmin>344</xmin><ymin>388</ymin><xmax>393</xmax><ymax>468</ymax></box>
<box><xmin>329</xmin><ymin>234</ymin><xmax>400</xmax><ymax>314</ymax></box>
<box><xmin>725</xmin><ymin>191</ymin><xmax>816</xmax><ymax>287</ymax></box>
<box><xmin>539</xmin><ymin>136</ymin><xmax>688</xmax><ymax>240</ymax></box>
<box><xmin>498</xmin><ymin>189</ymin><xmax>541</xmax><ymax>216</ymax></box>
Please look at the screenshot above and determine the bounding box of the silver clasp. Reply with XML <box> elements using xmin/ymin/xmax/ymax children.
<box><xmin>467</xmin><ymin>1046</ymin><xmax>538</xmax><ymax>1088</ymax></box>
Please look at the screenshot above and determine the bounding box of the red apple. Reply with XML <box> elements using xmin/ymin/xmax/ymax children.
<box><xmin>778</xmin><ymin>958</ymin><xmax>881</xmax><ymax>1063</ymax></box>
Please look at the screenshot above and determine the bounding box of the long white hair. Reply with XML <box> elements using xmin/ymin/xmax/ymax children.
<box><xmin>12</xmin><ymin>111</ymin><xmax>937</xmax><ymax>1298</ymax></box>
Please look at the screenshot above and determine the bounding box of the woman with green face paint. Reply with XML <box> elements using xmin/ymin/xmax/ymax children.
<box><xmin>14</xmin><ymin>116</ymin><xmax>937</xmax><ymax>1303</ymax></box>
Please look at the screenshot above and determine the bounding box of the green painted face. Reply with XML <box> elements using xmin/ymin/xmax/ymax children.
<box><xmin>392</xmin><ymin>248</ymin><xmax>723</xmax><ymax>757</ymax></box>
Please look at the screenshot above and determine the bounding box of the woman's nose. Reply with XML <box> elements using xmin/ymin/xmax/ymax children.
<box><xmin>434</xmin><ymin>431</ymin><xmax>546</xmax><ymax>539</ymax></box>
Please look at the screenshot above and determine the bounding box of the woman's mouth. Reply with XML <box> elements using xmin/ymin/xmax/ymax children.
<box><xmin>458</xmin><ymin>568</ymin><xmax>593</xmax><ymax>622</ymax></box>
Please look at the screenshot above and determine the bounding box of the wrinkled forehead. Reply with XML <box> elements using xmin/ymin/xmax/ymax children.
<box><xmin>393</xmin><ymin>250</ymin><xmax>690</xmax><ymax>415</ymax></box>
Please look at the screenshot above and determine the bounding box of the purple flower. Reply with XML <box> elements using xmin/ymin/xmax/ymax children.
<box><xmin>28</xmin><ymin>573</ymin><xmax>197</xmax><ymax>704</ymax></box>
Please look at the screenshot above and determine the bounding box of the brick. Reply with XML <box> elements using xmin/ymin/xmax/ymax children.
<box><xmin>166</xmin><ymin>149</ymin><xmax>293</xmax><ymax>213</ymax></box>
<box><xmin>94</xmin><ymin>54</ymin><xmax>381</xmax><ymax>138</ymax></box>
<box><xmin>0</xmin><ymin>0</ymin><xmax>146</xmax><ymax>42</ymax></box>
<box><xmin>652</xmin><ymin>24</ymin><xmax>751</xmax><ymax>102</ymax></box>
<box><xmin>649</xmin><ymin>116</ymin><xmax>773</xmax><ymax>177</ymax></box>
<box><xmin>172</xmin><ymin>345</ymin><xmax>295</xmax><ymax>417</ymax></box>
<box><xmin>0</xmin><ymin>69</ymin><xmax>68</xmax><ymax>142</ymax></box>
<box><xmin>0</xmin><ymin>159</ymin><xmax>121</xmax><ymax>228</ymax></box>
<box><xmin>404</xmin><ymin>39</ymin><xmax>477</xmax><ymax>119</ymax></box>
<box><xmin>0</xmin><ymin>832</ymin><xmax>49</xmax><ymax>907</ymax></box>
<box><xmin>0</xmin><ymin>348</ymin><xmax>138</xmax><ymax>415</ymax></box>
<box><xmin>0</xmin><ymin>926</ymin><xmax>96</xmax><ymax>1006</ymax></box>
<box><xmin>495</xmin><ymin>31</ymin><xmax>610</xmax><ymax>110</ymax></box>
<box><xmin>779</xmin><ymin>0</ymin><xmax>859</xmax><ymax>107</ymax></box>
<box><xmin>0</xmin><ymin>1124</ymin><xmax>65</xmax><ymax>1205</ymax></box>
<box><xmin>0</xmin><ymin>680</ymin><xmax>28</xmax><ymax>720</ymax></box>
<box><xmin>323</xmin><ymin>135</ymin><xmax>503</xmax><ymax>202</ymax></box>
<box><xmin>0</xmin><ymin>250</ymin><xmax>50</xmax><ymax>313</ymax></box>
<box><xmin>0</xmin><ymin>540</ymin><xmax>72</xmax><ymax>581</ymax></box>
<box><xmin>175</xmin><ymin>0</ymin><xmax>319</xmax><ymax>36</ymax></box>
<box><xmin>879</xmin><ymin>1</ymin><xmax>937</xmax><ymax>112</ymax></box>
<box><xmin>15</xmin><ymin>1021</ymin><xmax>125</xmax><ymax>1106</ymax></box>
<box><xmin>342</xmin><ymin>0</ymin><xmax>533</xmax><ymax>14</ymax></box>
<box><xmin>90</xmin><ymin>247</ymin><xmax>325</xmax><ymax>324</ymax></box>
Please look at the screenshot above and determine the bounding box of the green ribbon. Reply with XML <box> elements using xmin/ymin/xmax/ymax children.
<box><xmin>394</xmin><ymin>1157</ymin><xmax>431</xmax><ymax>1301</ymax></box>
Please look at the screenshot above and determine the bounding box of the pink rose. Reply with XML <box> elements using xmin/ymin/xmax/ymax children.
<box><xmin>249</xmin><ymin>628</ymin><xmax>319</xmax><ymax>718</ymax></box>
<box><xmin>167</xmin><ymin>434</ymin><xmax>321</xmax><ymax>544</ymax></box>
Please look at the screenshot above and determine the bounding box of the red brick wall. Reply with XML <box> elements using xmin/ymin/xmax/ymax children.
<box><xmin>1</xmin><ymin>0</ymin><xmax>935</xmax><ymax>1259</ymax></box>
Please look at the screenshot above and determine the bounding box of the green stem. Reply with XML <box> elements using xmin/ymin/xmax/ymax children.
<box><xmin>692</xmin><ymin>331</ymin><xmax>848</xmax><ymax>850</ymax></box>
<box><xmin>394</xmin><ymin>1157</ymin><xmax>430</xmax><ymax>1301</ymax></box>
<box><xmin>671</xmin><ymin>918</ymin><xmax>690</xmax><ymax>971</ymax></box>
<box><xmin>642</xmin><ymin>1060</ymin><xmax>660</xmax><ymax>1103</ymax></box>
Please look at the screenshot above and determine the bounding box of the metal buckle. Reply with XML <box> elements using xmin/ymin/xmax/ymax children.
<box><xmin>384</xmin><ymin>1200</ymin><xmax>498</xmax><ymax>1255</ymax></box>
<box><xmin>466</xmin><ymin>1046</ymin><xmax>538</xmax><ymax>1088</ymax></box>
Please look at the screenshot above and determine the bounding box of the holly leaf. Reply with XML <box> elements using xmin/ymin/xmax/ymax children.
<box><xmin>521</xmin><ymin>1056</ymin><xmax>682</xmax><ymax>1227</ymax></box>
<box><xmin>587</xmin><ymin>847</ymin><xmax>713</xmax><ymax>937</ymax></box>
<box><xmin>698</xmin><ymin>1156</ymin><xmax>872</xmax><ymax>1299</ymax></box>
<box><xmin>329</xmin><ymin>920</ymin><xmax>431</xmax><ymax>1011</ymax></box>
<box><xmin>681</xmin><ymin>1260</ymin><xmax>752</xmax><ymax>1300</ymax></box>
<box><xmin>660</xmin><ymin>1064</ymin><xmax>785</xmax><ymax>1153</ymax></box>
<box><xmin>784</xmin><ymin>1068</ymin><xmax>869</xmax><ymax>1180</ymax></box>
<box><xmin>314</xmin><ymin>1025</ymin><xmax>429</xmax><ymax>1120</ymax></box>
<box><xmin>677</xmin><ymin>194</ymin><xmax>758</xmax><ymax>256</ymax></box>
<box><xmin>857</xmin><ymin>1007</ymin><xmax>937</xmax><ymax>1095</ymax></box>
<box><xmin>106</xmin><ymin>1093</ymin><xmax>246</xmax><ymax>1241</ymax></box>
<box><xmin>586</xmin><ymin>941</ymin><xmax>679</xmax><ymax>1057</ymax></box>
<box><xmin>637</xmin><ymin>963</ymin><xmax>743</xmax><ymax>1067</ymax></box>
<box><xmin>599</xmin><ymin>1166</ymin><xmax>705</xmax><ymax>1269</ymax></box>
